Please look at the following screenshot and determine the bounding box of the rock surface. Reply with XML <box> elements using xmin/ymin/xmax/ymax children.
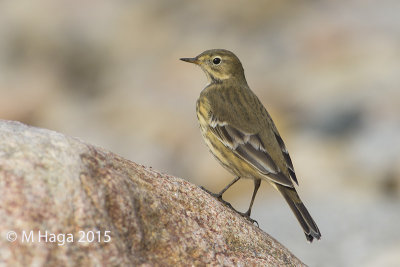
<box><xmin>0</xmin><ymin>120</ymin><xmax>304</xmax><ymax>266</ymax></box>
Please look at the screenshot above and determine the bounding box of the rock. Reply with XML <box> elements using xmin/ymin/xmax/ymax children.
<box><xmin>0</xmin><ymin>120</ymin><xmax>305</xmax><ymax>266</ymax></box>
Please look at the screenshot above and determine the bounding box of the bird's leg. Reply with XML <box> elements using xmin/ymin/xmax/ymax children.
<box><xmin>201</xmin><ymin>177</ymin><xmax>260</xmax><ymax>226</ymax></box>
<box><xmin>216</xmin><ymin>176</ymin><xmax>241</xmax><ymax>198</ymax></box>
<box><xmin>238</xmin><ymin>179</ymin><xmax>261</xmax><ymax>226</ymax></box>
<box><xmin>244</xmin><ymin>179</ymin><xmax>261</xmax><ymax>217</ymax></box>
<box><xmin>200</xmin><ymin>176</ymin><xmax>241</xmax><ymax>209</ymax></box>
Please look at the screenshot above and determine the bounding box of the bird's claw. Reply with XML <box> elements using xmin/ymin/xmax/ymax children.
<box><xmin>237</xmin><ymin>211</ymin><xmax>259</xmax><ymax>227</ymax></box>
<box><xmin>200</xmin><ymin>186</ymin><xmax>259</xmax><ymax>227</ymax></box>
<box><xmin>200</xmin><ymin>186</ymin><xmax>234</xmax><ymax>209</ymax></box>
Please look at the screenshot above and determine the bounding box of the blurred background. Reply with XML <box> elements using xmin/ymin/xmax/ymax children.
<box><xmin>1</xmin><ymin>0</ymin><xmax>399</xmax><ymax>266</ymax></box>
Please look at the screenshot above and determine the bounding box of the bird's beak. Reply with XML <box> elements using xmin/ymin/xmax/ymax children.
<box><xmin>180</xmin><ymin>57</ymin><xmax>199</xmax><ymax>64</ymax></box>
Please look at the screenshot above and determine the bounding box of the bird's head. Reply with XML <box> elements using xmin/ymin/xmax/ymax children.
<box><xmin>180</xmin><ymin>49</ymin><xmax>246</xmax><ymax>84</ymax></box>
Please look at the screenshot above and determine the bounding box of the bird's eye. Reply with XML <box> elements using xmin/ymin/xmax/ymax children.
<box><xmin>212</xmin><ymin>57</ymin><xmax>221</xmax><ymax>65</ymax></box>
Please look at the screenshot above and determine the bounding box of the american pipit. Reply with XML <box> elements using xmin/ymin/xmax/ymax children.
<box><xmin>180</xmin><ymin>49</ymin><xmax>321</xmax><ymax>242</ymax></box>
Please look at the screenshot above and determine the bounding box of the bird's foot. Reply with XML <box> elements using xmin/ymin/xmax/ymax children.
<box><xmin>237</xmin><ymin>211</ymin><xmax>259</xmax><ymax>227</ymax></box>
<box><xmin>200</xmin><ymin>186</ymin><xmax>259</xmax><ymax>227</ymax></box>
<box><xmin>200</xmin><ymin>186</ymin><xmax>234</xmax><ymax>210</ymax></box>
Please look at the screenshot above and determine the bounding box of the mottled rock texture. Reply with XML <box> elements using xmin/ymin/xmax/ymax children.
<box><xmin>0</xmin><ymin>120</ymin><xmax>304</xmax><ymax>266</ymax></box>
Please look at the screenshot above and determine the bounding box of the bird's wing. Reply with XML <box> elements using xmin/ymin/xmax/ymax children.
<box><xmin>271</xmin><ymin>127</ymin><xmax>298</xmax><ymax>185</ymax></box>
<box><xmin>209</xmin><ymin>114</ymin><xmax>294</xmax><ymax>187</ymax></box>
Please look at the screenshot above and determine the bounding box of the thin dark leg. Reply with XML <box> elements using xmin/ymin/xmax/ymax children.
<box><xmin>244</xmin><ymin>179</ymin><xmax>261</xmax><ymax>217</ymax></box>
<box><xmin>200</xmin><ymin>176</ymin><xmax>241</xmax><ymax>210</ymax></box>
<box><xmin>235</xmin><ymin>179</ymin><xmax>261</xmax><ymax>226</ymax></box>
<box><xmin>216</xmin><ymin>176</ymin><xmax>241</xmax><ymax>197</ymax></box>
<box><xmin>201</xmin><ymin>177</ymin><xmax>260</xmax><ymax>226</ymax></box>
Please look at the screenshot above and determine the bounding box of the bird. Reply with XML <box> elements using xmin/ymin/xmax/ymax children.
<box><xmin>180</xmin><ymin>49</ymin><xmax>321</xmax><ymax>242</ymax></box>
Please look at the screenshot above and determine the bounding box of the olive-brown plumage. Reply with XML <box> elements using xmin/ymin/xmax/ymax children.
<box><xmin>181</xmin><ymin>49</ymin><xmax>321</xmax><ymax>242</ymax></box>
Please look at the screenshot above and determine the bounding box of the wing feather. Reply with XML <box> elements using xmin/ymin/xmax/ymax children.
<box><xmin>273</xmin><ymin>131</ymin><xmax>298</xmax><ymax>185</ymax></box>
<box><xmin>208</xmin><ymin>115</ymin><xmax>294</xmax><ymax>187</ymax></box>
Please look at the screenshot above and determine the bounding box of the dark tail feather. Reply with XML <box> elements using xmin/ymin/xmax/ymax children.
<box><xmin>277</xmin><ymin>185</ymin><xmax>321</xmax><ymax>242</ymax></box>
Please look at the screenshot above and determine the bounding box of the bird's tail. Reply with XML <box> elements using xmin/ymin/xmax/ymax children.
<box><xmin>276</xmin><ymin>184</ymin><xmax>321</xmax><ymax>242</ymax></box>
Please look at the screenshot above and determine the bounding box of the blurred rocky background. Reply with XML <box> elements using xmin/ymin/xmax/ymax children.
<box><xmin>0</xmin><ymin>1</ymin><xmax>399</xmax><ymax>266</ymax></box>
